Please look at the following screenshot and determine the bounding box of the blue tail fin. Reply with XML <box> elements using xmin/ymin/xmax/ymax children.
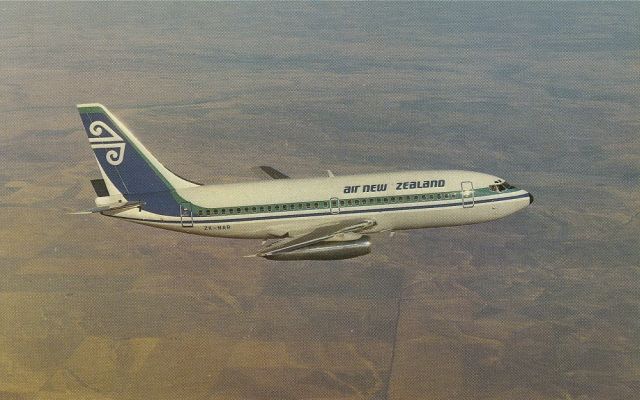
<box><xmin>77</xmin><ymin>103</ymin><xmax>200</xmax><ymax>196</ymax></box>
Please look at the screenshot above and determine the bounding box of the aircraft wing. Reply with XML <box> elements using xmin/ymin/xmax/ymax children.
<box><xmin>253</xmin><ymin>166</ymin><xmax>290</xmax><ymax>180</ymax></box>
<box><xmin>252</xmin><ymin>166</ymin><xmax>336</xmax><ymax>180</ymax></box>
<box><xmin>254</xmin><ymin>219</ymin><xmax>376</xmax><ymax>258</ymax></box>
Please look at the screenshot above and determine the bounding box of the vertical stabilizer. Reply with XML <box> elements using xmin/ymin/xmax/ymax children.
<box><xmin>77</xmin><ymin>103</ymin><xmax>200</xmax><ymax>196</ymax></box>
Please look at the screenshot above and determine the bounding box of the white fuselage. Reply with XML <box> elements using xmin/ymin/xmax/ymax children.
<box><xmin>110</xmin><ymin>170</ymin><xmax>532</xmax><ymax>239</ymax></box>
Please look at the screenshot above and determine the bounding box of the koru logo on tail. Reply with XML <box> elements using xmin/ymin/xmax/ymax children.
<box><xmin>88</xmin><ymin>121</ymin><xmax>126</xmax><ymax>165</ymax></box>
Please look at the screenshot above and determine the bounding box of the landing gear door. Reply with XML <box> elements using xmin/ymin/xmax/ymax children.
<box><xmin>180</xmin><ymin>202</ymin><xmax>194</xmax><ymax>227</ymax></box>
<box><xmin>461</xmin><ymin>181</ymin><xmax>474</xmax><ymax>208</ymax></box>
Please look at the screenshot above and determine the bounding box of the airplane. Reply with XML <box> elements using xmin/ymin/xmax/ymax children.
<box><xmin>75</xmin><ymin>103</ymin><xmax>533</xmax><ymax>261</ymax></box>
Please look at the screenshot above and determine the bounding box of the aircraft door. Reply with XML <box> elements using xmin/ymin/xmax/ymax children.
<box><xmin>461</xmin><ymin>181</ymin><xmax>474</xmax><ymax>208</ymax></box>
<box><xmin>180</xmin><ymin>202</ymin><xmax>194</xmax><ymax>227</ymax></box>
<box><xmin>330</xmin><ymin>197</ymin><xmax>340</xmax><ymax>214</ymax></box>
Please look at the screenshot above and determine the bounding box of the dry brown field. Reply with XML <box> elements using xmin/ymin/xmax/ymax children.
<box><xmin>0</xmin><ymin>3</ymin><xmax>638</xmax><ymax>399</ymax></box>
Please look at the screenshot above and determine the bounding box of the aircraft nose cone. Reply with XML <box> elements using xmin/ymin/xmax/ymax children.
<box><xmin>528</xmin><ymin>193</ymin><xmax>534</xmax><ymax>204</ymax></box>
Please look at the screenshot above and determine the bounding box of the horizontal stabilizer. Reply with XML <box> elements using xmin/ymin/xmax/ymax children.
<box><xmin>90</xmin><ymin>179</ymin><xmax>110</xmax><ymax>197</ymax></box>
<box><xmin>69</xmin><ymin>200</ymin><xmax>144</xmax><ymax>215</ymax></box>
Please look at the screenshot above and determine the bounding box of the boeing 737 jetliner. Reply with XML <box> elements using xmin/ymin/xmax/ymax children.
<box><xmin>76</xmin><ymin>104</ymin><xmax>533</xmax><ymax>260</ymax></box>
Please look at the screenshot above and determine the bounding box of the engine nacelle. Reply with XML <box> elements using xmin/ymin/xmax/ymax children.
<box><xmin>262</xmin><ymin>236</ymin><xmax>371</xmax><ymax>261</ymax></box>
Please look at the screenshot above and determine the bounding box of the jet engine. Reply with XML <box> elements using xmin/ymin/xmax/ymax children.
<box><xmin>261</xmin><ymin>236</ymin><xmax>371</xmax><ymax>261</ymax></box>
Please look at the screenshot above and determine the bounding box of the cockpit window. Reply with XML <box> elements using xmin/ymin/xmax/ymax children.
<box><xmin>489</xmin><ymin>181</ymin><xmax>516</xmax><ymax>192</ymax></box>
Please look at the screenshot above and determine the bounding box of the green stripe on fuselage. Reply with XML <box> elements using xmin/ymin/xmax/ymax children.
<box><xmin>186</xmin><ymin>187</ymin><xmax>520</xmax><ymax>218</ymax></box>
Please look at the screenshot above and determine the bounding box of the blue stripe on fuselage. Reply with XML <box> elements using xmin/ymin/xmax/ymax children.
<box><xmin>111</xmin><ymin>192</ymin><xmax>530</xmax><ymax>224</ymax></box>
<box><xmin>127</xmin><ymin>190</ymin><xmax>181</xmax><ymax>216</ymax></box>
